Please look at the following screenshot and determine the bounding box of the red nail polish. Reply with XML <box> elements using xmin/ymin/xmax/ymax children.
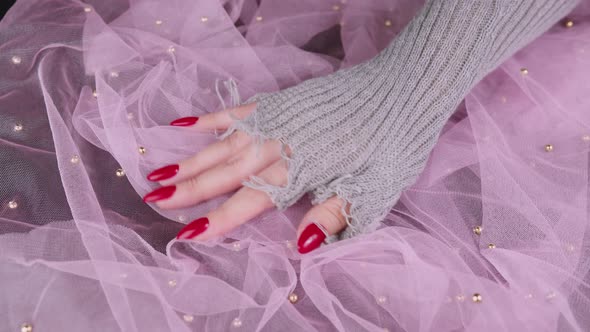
<box><xmin>297</xmin><ymin>223</ymin><xmax>326</xmax><ymax>254</ymax></box>
<box><xmin>143</xmin><ymin>185</ymin><xmax>176</xmax><ymax>203</ymax></box>
<box><xmin>170</xmin><ymin>116</ymin><xmax>199</xmax><ymax>127</ymax></box>
<box><xmin>177</xmin><ymin>217</ymin><xmax>209</xmax><ymax>240</ymax></box>
<box><xmin>147</xmin><ymin>164</ymin><xmax>179</xmax><ymax>181</ymax></box>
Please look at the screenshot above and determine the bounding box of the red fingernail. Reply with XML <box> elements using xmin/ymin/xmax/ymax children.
<box><xmin>177</xmin><ymin>217</ymin><xmax>209</xmax><ymax>240</ymax></box>
<box><xmin>297</xmin><ymin>223</ymin><xmax>326</xmax><ymax>254</ymax></box>
<box><xmin>170</xmin><ymin>116</ymin><xmax>199</xmax><ymax>127</ymax></box>
<box><xmin>147</xmin><ymin>164</ymin><xmax>179</xmax><ymax>181</ymax></box>
<box><xmin>143</xmin><ymin>185</ymin><xmax>176</xmax><ymax>203</ymax></box>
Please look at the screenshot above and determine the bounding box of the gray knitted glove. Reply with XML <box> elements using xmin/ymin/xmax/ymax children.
<box><xmin>221</xmin><ymin>0</ymin><xmax>579</xmax><ymax>241</ymax></box>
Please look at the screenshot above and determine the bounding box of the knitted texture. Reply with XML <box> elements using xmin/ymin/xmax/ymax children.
<box><xmin>219</xmin><ymin>0</ymin><xmax>579</xmax><ymax>241</ymax></box>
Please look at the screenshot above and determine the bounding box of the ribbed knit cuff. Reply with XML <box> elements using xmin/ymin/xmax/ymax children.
<box><xmin>220</xmin><ymin>0</ymin><xmax>579</xmax><ymax>241</ymax></box>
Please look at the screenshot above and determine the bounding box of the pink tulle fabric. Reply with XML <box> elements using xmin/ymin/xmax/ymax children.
<box><xmin>1</xmin><ymin>0</ymin><xmax>590</xmax><ymax>331</ymax></box>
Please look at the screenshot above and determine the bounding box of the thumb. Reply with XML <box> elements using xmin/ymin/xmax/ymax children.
<box><xmin>296</xmin><ymin>196</ymin><xmax>350</xmax><ymax>254</ymax></box>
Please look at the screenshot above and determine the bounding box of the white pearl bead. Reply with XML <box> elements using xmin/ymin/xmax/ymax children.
<box><xmin>231</xmin><ymin>318</ymin><xmax>242</xmax><ymax>328</ymax></box>
<box><xmin>8</xmin><ymin>200</ymin><xmax>18</xmax><ymax>209</ymax></box>
<box><xmin>21</xmin><ymin>323</ymin><xmax>33</xmax><ymax>332</ymax></box>
<box><xmin>11</xmin><ymin>56</ymin><xmax>22</xmax><ymax>64</ymax></box>
<box><xmin>288</xmin><ymin>293</ymin><xmax>298</xmax><ymax>303</ymax></box>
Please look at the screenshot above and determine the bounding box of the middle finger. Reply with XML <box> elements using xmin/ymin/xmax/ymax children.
<box><xmin>144</xmin><ymin>139</ymin><xmax>283</xmax><ymax>209</ymax></box>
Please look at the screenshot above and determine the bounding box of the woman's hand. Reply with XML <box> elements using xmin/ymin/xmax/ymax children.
<box><xmin>143</xmin><ymin>103</ymin><xmax>350</xmax><ymax>254</ymax></box>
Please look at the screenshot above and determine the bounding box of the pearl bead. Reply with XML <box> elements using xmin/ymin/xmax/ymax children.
<box><xmin>84</xmin><ymin>7</ymin><xmax>92</xmax><ymax>13</ymax></box>
<box><xmin>520</xmin><ymin>68</ymin><xmax>529</xmax><ymax>75</ymax></box>
<box><xmin>92</xmin><ymin>90</ymin><xmax>98</xmax><ymax>98</ymax></box>
<box><xmin>178</xmin><ymin>215</ymin><xmax>187</xmax><ymax>222</ymax></box>
<box><xmin>155</xmin><ymin>20</ymin><xmax>163</xmax><ymax>25</ymax></box>
<box><xmin>544</xmin><ymin>144</ymin><xmax>553</xmax><ymax>152</ymax></box>
<box><xmin>168</xmin><ymin>279</ymin><xmax>177</xmax><ymax>287</ymax></box>
<box><xmin>487</xmin><ymin>243</ymin><xmax>496</xmax><ymax>249</ymax></box>
<box><xmin>13</xmin><ymin>124</ymin><xmax>23</xmax><ymax>132</ymax></box>
<box><xmin>564</xmin><ymin>19</ymin><xmax>574</xmax><ymax>28</ymax></box>
<box><xmin>12</xmin><ymin>56</ymin><xmax>22</xmax><ymax>64</ymax></box>
<box><xmin>288</xmin><ymin>293</ymin><xmax>299</xmax><ymax>303</ymax></box>
<box><xmin>232</xmin><ymin>242</ymin><xmax>241</xmax><ymax>250</ymax></box>
<box><xmin>183</xmin><ymin>314</ymin><xmax>194</xmax><ymax>322</ymax></box>
<box><xmin>168</xmin><ymin>46</ymin><xmax>176</xmax><ymax>53</ymax></box>
<box><xmin>286</xmin><ymin>240</ymin><xmax>294</xmax><ymax>248</ymax></box>
<box><xmin>21</xmin><ymin>323</ymin><xmax>33</xmax><ymax>332</ymax></box>
<box><xmin>255</xmin><ymin>16</ymin><xmax>263</xmax><ymax>22</ymax></box>
<box><xmin>138</xmin><ymin>146</ymin><xmax>146</xmax><ymax>154</ymax></box>
<box><xmin>473</xmin><ymin>226</ymin><xmax>482</xmax><ymax>235</ymax></box>
<box><xmin>70</xmin><ymin>155</ymin><xmax>80</xmax><ymax>164</ymax></box>
<box><xmin>231</xmin><ymin>317</ymin><xmax>242</xmax><ymax>328</ymax></box>
<box><xmin>524</xmin><ymin>293</ymin><xmax>533</xmax><ymax>299</ymax></box>
<box><xmin>116</xmin><ymin>168</ymin><xmax>125</xmax><ymax>177</ymax></box>
<box><xmin>384</xmin><ymin>20</ymin><xmax>392</xmax><ymax>27</ymax></box>
<box><xmin>455</xmin><ymin>294</ymin><xmax>465</xmax><ymax>302</ymax></box>
<box><xmin>332</xmin><ymin>4</ymin><xmax>341</xmax><ymax>11</ymax></box>
<box><xmin>376</xmin><ymin>295</ymin><xmax>387</xmax><ymax>304</ymax></box>
<box><xmin>472</xmin><ymin>293</ymin><xmax>482</xmax><ymax>303</ymax></box>
<box><xmin>546</xmin><ymin>291</ymin><xmax>557</xmax><ymax>300</ymax></box>
<box><xmin>8</xmin><ymin>200</ymin><xmax>18</xmax><ymax>209</ymax></box>
<box><xmin>110</xmin><ymin>71</ymin><xmax>119</xmax><ymax>78</ymax></box>
<box><xmin>201</xmin><ymin>16</ymin><xmax>209</xmax><ymax>23</ymax></box>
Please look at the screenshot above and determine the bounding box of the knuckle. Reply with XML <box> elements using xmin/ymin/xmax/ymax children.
<box><xmin>225</xmin><ymin>155</ymin><xmax>242</xmax><ymax>168</ymax></box>
<box><xmin>187</xmin><ymin>176</ymin><xmax>200</xmax><ymax>192</ymax></box>
<box><xmin>321</xmin><ymin>198</ymin><xmax>348</xmax><ymax>229</ymax></box>
<box><xmin>225</xmin><ymin>131</ymin><xmax>244</xmax><ymax>151</ymax></box>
